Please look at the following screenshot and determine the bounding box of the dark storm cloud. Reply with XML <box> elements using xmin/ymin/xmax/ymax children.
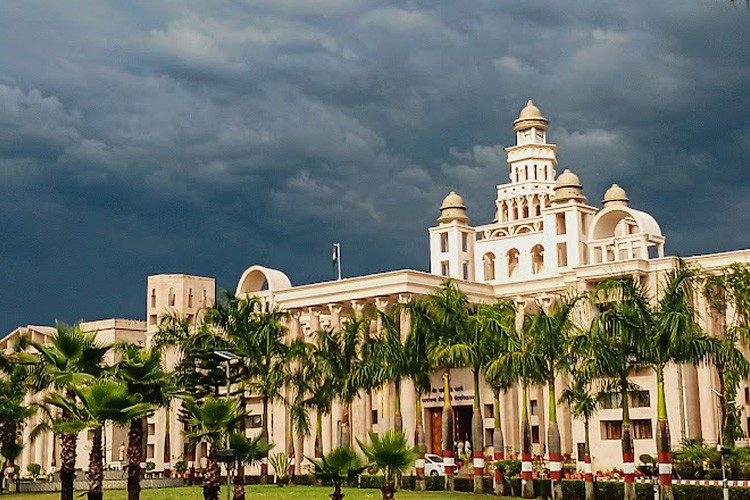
<box><xmin>1</xmin><ymin>0</ymin><xmax>749</xmax><ymax>332</ymax></box>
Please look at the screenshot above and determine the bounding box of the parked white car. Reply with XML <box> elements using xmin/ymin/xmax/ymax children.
<box><xmin>424</xmin><ymin>453</ymin><xmax>446</xmax><ymax>476</ymax></box>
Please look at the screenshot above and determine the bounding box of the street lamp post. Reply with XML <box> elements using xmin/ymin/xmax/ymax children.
<box><xmin>215</xmin><ymin>350</ymin><xmax>242</xmax><ymax>500</ymax></box>
<box><xmin>712</xmin><ymin>389</ymin><xmax>731</xmax><ymax>500</ymax></box>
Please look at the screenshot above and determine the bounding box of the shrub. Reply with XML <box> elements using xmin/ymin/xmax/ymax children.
<box><xmin>145</xmin><ymin>461</ymin><xmax>155</xmax><ymax>471</ymax></box>
<box><xmin>424</xmin><ymin>475</ymin><xmax>443</xmax><ymax>491</ymax></box>
<box><xmin>358</xmin><ymin>474</ymin><xmax>384</xmax><ymax>489</ymax></box>
<box><xmin>454</xmin><ymin>476</ymin><xmax>472</xmax><ymax>492</ymax></box>
<box><xmin>174</xmin><ymin>459</ymin><xmax>187</xmax><ymax>474</ymax></box>
<box><xmin>26</xmin><ymin>464</ymin><xmax>41</xmax><ymax>480</ymax></box>
<box><xmin>561</xmin><ymin>479</ymin><xmax>585</xmax><ymax>500</ymax></box>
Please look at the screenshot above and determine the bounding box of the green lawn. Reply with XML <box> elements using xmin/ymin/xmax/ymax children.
<box><xmin>3</xmin><ymin>485</ymin><xmax>514</xmax><ymax>500</ymax></box>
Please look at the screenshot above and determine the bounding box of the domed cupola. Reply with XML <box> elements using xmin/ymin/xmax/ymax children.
<box><xmin>438</xmin><ymin>191</ymin><xmax>469</xmax><ymax>224</ymax></box>
<box><xmin>552</xmin><ymin>169</ymin><xmax>586</xmax><ymax>204</ymax></box>
<box><xmin>602</xmin><ymin>184</ymin><xmax>629</xmax><ymax>208</ymax></box>
<box><xmin>513</xmin><ymin>99</ymin><xmax>549</xmax><ymax>133</ymax></box>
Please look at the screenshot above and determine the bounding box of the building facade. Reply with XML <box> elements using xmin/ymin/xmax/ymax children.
<box><xmin>3</xmin><ymin>100</ymin><xmax>750</xmax><ymax>476</ymax></box>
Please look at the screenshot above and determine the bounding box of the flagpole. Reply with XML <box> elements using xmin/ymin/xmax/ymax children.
<box><xmin>336</xmin><ymin>243</ymin><xmax>342</xmax><ymax>280</ymax></box>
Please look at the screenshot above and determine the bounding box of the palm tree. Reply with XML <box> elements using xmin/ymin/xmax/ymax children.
<box><xmin>585</xmin><ymin>278</ymin><xmax>651</xmax><ymax>500</ymax></box>
<box><xmin>301</xmin><ymin>338</ymin><xmax>335</xmax><ymax>459</ymax></box>
<box><xmin>645</xmin><ymin>259</ymin><xmax>716</xmax><ymax>500</ymax></box>
<box><xmin>229</xmin><ymin>432</ymin><xmax>273</xmax><ymax>492</ymax></box>
<box><xmin>285</xmin><ymin>361</ymin><xmax>312</xmax><ymax>477</ymax></box>
<box><xmin>309</xmin><ymin>447</ymin><xmax>365</xmax><ymax>500</ymax></box>
<box><xmin>26</xmin><ymin>323</ymin><xmax>109</xmax><ymax>500</ymax></box>
<box><xmin>0</xmin><ymin>354</ymin><xmax>33</xmax><ymax>495</ymax></box>
<box><xmin>113</xmin><ymin>344</ymin><xmax>172</xmax><ymax>500</ymax></box>
<box><xmin>358</xmin><ymin>430</ymin><xmax>418</xmax><ymax>500</ymax></box>
<box><xmin>316</xmin><ymin>317</ymin><xmax>367</xmax><ymax>449</ymax></box>
<box><xmin>477</xmin><ymin>300</ymin><xmax>516</xmax><ymax>496</ymax></box>
<box><xmin>703</xmin><ymin>264</ymin><xmax>750</xmax><ymax>448</ymax></box>
<box><xmin>183</xmin><ymin>396</ymin><xmax>244</xmax><ymax>500</ymax></box>
<box><xmin>525</xmin><ymin>296</ymin><xmax>580</xmax><ymax>500</ymax></box>
<box><xmin>213</xmin><ymin>295</ymin><xmax>291</xmax><ymax>483</ymax></box>
<box><xmin>485</xmin><ymin>310</ymin><xmax>544</xmax><ymax>499</ymax></box>
<box><xmin>560</xmin><ymin>373</ymin><xmax>598</xmax><ymax>500</ymax></box>
<box><xmin>400</xmin><ymin>299</ymin><xmax>436</xmax><ymax>491</ymax></box>
<box><xmin>39</xmin><ymin>382</ymin><xmax>152</xmax><ymax>500</ymax></box>
<box><xmin>366</xmin><ymin>306</ymin><xmax>409</xmax><ymax>433</ymax></box>
<box><xmin>424</xmin><ymin>281</ymin><xmax>472</xmax><ymax>491</ymax></box>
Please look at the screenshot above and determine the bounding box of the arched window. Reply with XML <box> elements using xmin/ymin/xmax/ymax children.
<box><xmin>531</xmin><ymin>245</ymin><xmax>545</xmax><ymax>274</ymax></box>
<box><xmin>483</xmin><ymin>253</ymin><xmax>496</xmax><ymax>281</ymax></box>
<box><xmin>501</xmin><ymin>202</ymin><xmax>508</xmax><ymax>223</ymax></box>
<box><xmin>168</xmin><ymin>287</ymin><xmax>175</xmax><ymax>307</ymax></box>
<box><xmin>150</xmin><ymin>289</ymin><xmax>156</xmax><ymax>308</ymax></box>
<box><xmin>188</xmin><ymin>288</ymin><xmax>193</xmax><ymax>308</ymax></box>
<box><xmin>522</xmin><ymin>199</ymin><xmax>529</xmax><ymax>218</ymax></box>
<box><xmin>507</xmin><ymin>249</ymin><xmax>520</xmax><ymax>278</ymax></box>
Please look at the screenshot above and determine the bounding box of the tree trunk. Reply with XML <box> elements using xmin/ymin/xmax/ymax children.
<box><xmin>341</xmin><ymin>402</ymin><xmax>351</xmax><ymax>449</ymax></box>
<box><xmin>521</xmin><ymin>384</ymin><xmax>534</xmax><ymax>499</ymax></box>
<box><xmin>415</xmin><ymin>393</ymin><xmax>426</xmax><ymax>492</ymax></box>
<box><xmin>88</xmin><ymin>428</ymin><xmax>104</xmax><ymax>500</ymax></box>
<box><xmin>315</xmin><ymin>408</ymin><xmax>323</xmax><ymax>458</ymax></box>
<box><xmin>394</xmin><ymin>379</ymin><xmax>403</xmax><ymax>432</ymax></box>
<box><xmin>60</xmin><ymin>432</ymin><xmax>77</xmax><ymax>500</ymax></box>
<box><xmin>330</xmin><ymin>482</ymin><xmax>344</xmax><ymax>500</ymax></box>
<box><xmin>188</xmin><ymin>445</ymin><xmax>196</xmax><ymax>486</ymax></box>
<box><xmin>441</xmin><ymin>370</ymin><xmax>455</xmax><ymax>491</ymax></box>
<box><xmin>381</xmin><ymin>480</ymin><xmax>395</xmax><ymax>500</ymax></box>
<box><xmin>583</xmin><ymin>419</ymin><xmax>595</xmax><ymax>500</ymax></box>
<box><xmin>203</xmin><ymin>446</ymin><xmax>221</xmax><ymax>500</ymax></box>
<box><xmin>234</xmin><ymin>398</ymin><xmax>246</xmax><ymax>500</ymax></box>
<box><xmin>260</xmin><ymin>397</ymin><xmax>269</xmax><ymax>484</ymax></box>
<box><xmin>492</xmin><ymin>390</ymin><xmax>505</xmax><ymax>496</ymax></box>
<box><xmin>548</xmin><ymin>379</ymin><xmax>562</xmax><ymax>500</ymax></box>
<box><xmin>472</xmin><ymin>369</ymin><xmax>484</xmax><ymax>494</ymax></box>
<box><xmin>656</xmin><ymin>368</ymin><xmax>673</xmax><ymax>500</ymax></box>
<box><xmin>621</xmin><ymin>378</ymin><xmax>635</xmax><ymax>500</ymax></box>
<box><xmin>127</xmin><ymin>418</ymin><xmax>144</xmax><ymax>500</ymax></box>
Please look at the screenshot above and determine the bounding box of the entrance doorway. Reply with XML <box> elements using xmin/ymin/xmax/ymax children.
<box><xmin>430</xmin><ymin>409</ymin><xmax>442</xmax><ymax>453</ymax></box>
<box><xmin>428</xmin><ymin>405</ymin><xmax>474</xmax><ymax>455</ymax></box>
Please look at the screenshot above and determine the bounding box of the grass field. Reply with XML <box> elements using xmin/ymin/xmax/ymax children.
<box><xmin>2</xmin><ymin>485</ymin><xmax>514</xmax><ymax>500</ymax></box>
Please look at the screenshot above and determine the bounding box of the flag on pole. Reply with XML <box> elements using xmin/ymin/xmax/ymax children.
<box><xmin>332</xmin><ymin>243</ymin><xmax>342</xmax><ymax>280</ymax></box>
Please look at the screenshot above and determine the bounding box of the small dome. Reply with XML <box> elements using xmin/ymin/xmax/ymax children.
<box><xmin>440</xmin><ymin>191</ymin><xmax>466</xmax><ymax>210</ymax></box>
<box><xmin>438</xmin><ymin>191</ymin><xmax>469</xmax><ymax>224</ymax></box>
<box><xmin>555</xmin><ymin>169</ymin><xmax>581</xmax><ymax>189</ymax></box>
<box><xmin>518</xmin><ymin>100</ymin><xmax>543</xmax><ymax>120</ymax></box>
<box><xmin>513</xmin><ymin>99</ymin><xmax>549</xmax><ymax>132</ymax></box>
<box><xmin>552</xmin><ymin>169</ymin><xmax>586</xmax><ymax>204</ymax></box>
<box><xmin>603</xmin><ymin>183</ymin><xmax>629</xmax><ymax>207</ymax></box>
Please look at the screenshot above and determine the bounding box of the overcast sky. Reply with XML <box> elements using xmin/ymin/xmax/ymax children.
<box><xmin>1</xmin><ymin>1</ymin><xmax>749</xmax><ymax>333</ymax></box>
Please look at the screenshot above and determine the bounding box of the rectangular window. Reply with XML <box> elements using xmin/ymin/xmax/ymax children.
<box><xmin>602</xmin><ymin>421</ymin><xmax>622</xmax><ymax>440</ymax></box>
<box><xmin>530</xmin><ymin>400</ymin><xmax>539</xmax><ymax>416</ymax></box>
<box><xmin>577</xmin><ymin>442</ymin><xmax>586</xmax><ymax>461</ymax></box>
<box><xmin>531</xmin><ymin>425</ymin><xmax>540</xmax><ymax>444</ymax></box>
<box><xmin>631</xmin><ymin>390</ymin><xmax>651</xmax><ymax>408</ymax></box>
<box><xmin>462</xmin><ymin>262</ymin><xmax>469</xmax><ymax>280</ymax></box>
<box><xmin>149</xmin><ymin>315</ymin><xmax>157</xmax><ymax>326</ymax></box>
<box><xmin>372</xmin><ymin>410</ymin><xmax>379</xmax><ymax>425</ymax></box>
<box><xmin>556</xmin><ymin>213</ymin><xmax>566</xmax><ymax>235</ymax></box>
<box><xmin>440</xmin><ymin>233</ymin><xmax>449</xmax><ymax>253</ymax></box>
<box><xmin>601</xmin><ymin>393</ymin><xmax>622</xmax><ymax>410</ymax></box>
<box><xmin>745</xmin><ymin>387</ymin><xmax>749</xmax><ymax>404</ymax></box>
<box><xmin>147</xmin><ymin>444</ymin><xmax>155</xmax><ymax>459</ymax></box>
<box><xmin>148</xmin><ymin>423</ymin><xmax>155</xmax><ymax>436</ymax></box>
<box><xmin>247</xmin><ymin>415</ymin><xmax>262</xmax><ymax>428</ymax></box>
<box><xmin>557</xmin><ymin>243</ymin><xmax>568</xmax><ymax>267</ymax></box>
<box><xmin>150</xmin><ymin>289</ymin><xmax>156</xmax><ymax>308</ymax></box>
<box><xmin>632</xmin><ymin>419</ymin><xmax>653</xmax><ymax>440</ymax></box>
<box><xmin>441</xmin><ymin>261</ymin><xmax>450</xmax><ymax>277</ymax></box>
<box><xmin>462</xmin><ymin>233</ymin><xmax>468</xmax><ymax>252</ymax></box>
<box><xmin>484</xmin><ymin>404</ymin><xmax>494</xmax><ymax>419</ymax></box>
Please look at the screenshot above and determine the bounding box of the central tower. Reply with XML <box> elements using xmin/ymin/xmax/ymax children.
<box><xmin>496</xmin><ymin>100</ymin><xmax>557</xmax><ymax>223</ymax></box>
